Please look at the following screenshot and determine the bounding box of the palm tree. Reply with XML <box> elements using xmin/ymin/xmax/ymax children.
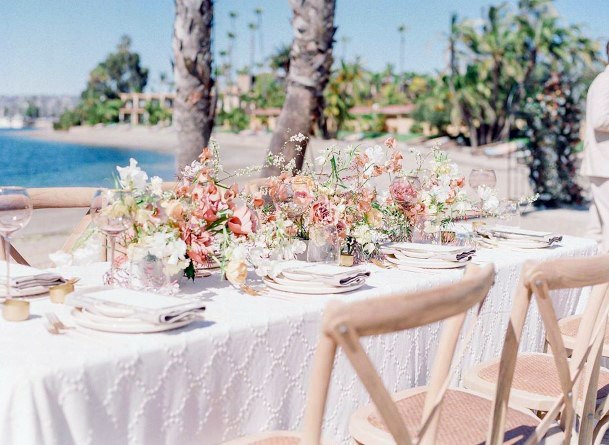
<box><xmin>262</xmin><ymin>0</ymin><xmax>337</xmax><ymax>176</ymax></box>
<box><xmin>227</xmin><ymin>31</ymin><xmax>236</xmax><ymax>85</ymax></box>
<box><xmin>340</xmin><ymin>36</ymin><xmax>351</xmax><ymax>62</ymax></box>
<box><xmin>172</xmin><ymin>0</ymin><xmax>216</xmax><ymax>170</ymax></box>
<box><xmin>269</xmin><ymin>45</ymin><xmax>291</xmax><ymax>77</ymax></box>
<box><xmin>255</xmin><ymin>8</ymin><xmax>264</xmax><ymax>68</ymax></box>
<box><xmin>248</xmin><ymin>22</ymin><xmax>257</xmax><ymax>74</ymax></box>
<box><xmin>397</xmin><ymin>24</ymin><xmax>407</xmax><ymax>74</ymax></box>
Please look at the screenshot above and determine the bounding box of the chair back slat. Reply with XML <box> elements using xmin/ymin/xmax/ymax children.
<box><xmin>300</xmin><ymin>264</ymin><xmax>495</xmax><ymax>444</ymax></box>
<box><xmin>29</xmin><ymin>187</ymin><xmax>97</xmax><ymax>209</ymax></box>
<box><xmin>325</xmin><ymin>265</ymin><xmax>495</xmax><ymax>338</ymax></box>
<box><xmin>489</xmin><ymin>254</ymin><xmax>609</xmax><ymax>445</ymax></box>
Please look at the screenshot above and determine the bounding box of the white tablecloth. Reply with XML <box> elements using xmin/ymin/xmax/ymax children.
<box><xmin>0</xmin><ymin>236</ymin><xmax>598</xmax><ymax>445</ymax></box>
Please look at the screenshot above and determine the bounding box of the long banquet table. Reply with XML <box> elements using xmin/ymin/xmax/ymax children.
<box><xmin>0</xmin><ymin>236</ymin><xmax>598</xmax><ymax>445</ymax></box>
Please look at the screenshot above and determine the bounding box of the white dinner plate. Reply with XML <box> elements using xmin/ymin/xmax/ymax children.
<box><xmin>70</xmin><ymin>308</ymin><xmax>196</xmax><ymax>333</ymax></box>
<box><xmin>0</xmin><ymin>286</ymin><xmax>49</xmax><ymax>298</ymax></box>
<box><xmin>263</xmin><ymin>277</ymin><xmax>365</xmax><ymax>294</ymax></box>
<box><xmin>384</xmin><ymin>255</ymin><xmax>467</xmax><ymax>269</ymax></box>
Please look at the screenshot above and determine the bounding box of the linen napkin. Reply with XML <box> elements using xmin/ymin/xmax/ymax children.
<box><xmin>10</xmin><ymin>273</ymin><xmax>66</xmax><ymax>289</ymax></box>
<box><xmin>273</xmin><ymin>261</ymin><xmax>370</xmax><ymax>287</ymax></box>
<box><xmin>66</xmin><ymin>288</ymin><xmax>205</xmax><ymax>325</ymax></box>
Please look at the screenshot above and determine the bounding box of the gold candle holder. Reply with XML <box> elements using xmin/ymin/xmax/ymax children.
<box><xmin>441</xmin><ymin>231</ymin><xmax>456</xmax><ymax>245</ymax></box>
<box><xmin>49</xmin><ymin>282</ymin><xmax>75</xmax><ymax>304</ymax></box>
<box><xmin>340</xmin><ymin>254</ymin><xmax>354</xmax><ymax>267</ymax></box>
<box><xmin>2</xmin><ymin>299</ymin><xmax>30</xmax><ymax>322</ymax></box>
<box><xmin>472</xmin><ymin>221</ymin><xmax>486</xmax><ymax>233</ymax></box>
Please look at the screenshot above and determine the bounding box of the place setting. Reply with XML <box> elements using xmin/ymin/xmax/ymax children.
<box><xmin>260</xmin><ymin>261</ymin><xmax>371</xmax><ymax>295</ymax></box>
<box><xmin>381</xmin><ymin>242</ymin><xmax>476</xmax><ymax>271</ymax></box>
<box><xmin>473</xmin><ymin>225</ymin><xmax>563</xmax><ymax>250</ymax></box>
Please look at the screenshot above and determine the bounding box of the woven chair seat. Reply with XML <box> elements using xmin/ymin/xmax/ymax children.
<box><xmin>464</xmin><ymin>352</ymin><xmax>609</xmax><ymax>413</ymax></box>
<box><xmin>558</xmin><ymin>315</ymin><xmax>609</xmax><ymax>356</ymax></box>
<box><xmin>350</xmin><ymin>387</ymin><xmax>560</xmax><ymax>445</ymax></box>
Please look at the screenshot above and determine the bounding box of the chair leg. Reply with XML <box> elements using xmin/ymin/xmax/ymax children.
<box><xmin>593</xmin><ymin>415</ymin><xmax>609</xmax><ymax>445</ymax></box>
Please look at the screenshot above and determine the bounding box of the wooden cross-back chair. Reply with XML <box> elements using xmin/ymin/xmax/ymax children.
<box><xmin>224</xmin><ymin>264</ymin><xmax>558</xmax><ymax>445</ymax></box>
<box><xmin>0</xmin><ymin>187</ymin><xmax>100</xmax><ymax>266</ymax></box>
<box><xmin>463</xmin><ymin>254</ymin><xmax>609</xmax><ymax>445</ymax></box>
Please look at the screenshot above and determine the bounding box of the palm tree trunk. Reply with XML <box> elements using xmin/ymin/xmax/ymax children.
<box><xmin>173</xmin><ymin>0</ymin><xmax>216</xmax><ymax>171</ymax></box>
<box><xmin>262</xmin><ymin>0</ymin><xmax>336</xmax><ymax>177</ymax></box>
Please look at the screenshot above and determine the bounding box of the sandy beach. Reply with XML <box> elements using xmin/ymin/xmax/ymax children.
<box><xmin>9</xmin><ymin>124</ymin><xmax>595</xmax><ymax>267</ymax></box>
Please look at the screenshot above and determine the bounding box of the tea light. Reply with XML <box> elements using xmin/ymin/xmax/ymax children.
<box><xmin>472</xmin><ymin>221</ymin><xmax>486</xmax><ymax>232</ymax></box>
<box><xmin>49</xmin><ymin>282</ymin><xmax>75</xmax><ymax>304</ymax></box>
<box><xmin>2</xmin><ymin>299</ymin><xmax>30</xmax><ymax>322</ymax></box>
<box><xmin>340</xmin><ymin>254</ymin><xmax>354</xmax><ymax>267</ymax></box>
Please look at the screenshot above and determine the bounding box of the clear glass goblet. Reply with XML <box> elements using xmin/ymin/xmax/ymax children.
<box><xmin>0</xmin><ymin>187</ymin><xmax>33</xmax><ymax>299</ymax></box>
<box><xmin>90</xmin><ymin>189</ymin><xmax>131</xmax><ymax>286</ymax></box>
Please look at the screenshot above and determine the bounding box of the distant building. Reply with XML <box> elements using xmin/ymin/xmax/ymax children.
<box><xmin>119</xmin><ymin>92</ymin><xmax>175</xmax><ymax>125</ymax></box>
<box><xmin>250</xmin><ymin>103</ymin><xmax>417</xmax><ymax>134</ymax></box>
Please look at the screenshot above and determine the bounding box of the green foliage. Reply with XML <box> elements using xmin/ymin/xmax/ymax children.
<box><xmin>145</xmin><ymin>101</ymin><xmax>172</xmax><ymax>125</ymax></box>
<box><xmin>55</xmin><ymin>35</ymin><xmax>149</xmax><ymax>130</ymax></box>
<box><xmin>83</xmin><ymin>35</ymin><xmax>149</xmax><ymax>101</ymax></box>
<box><xmin>241</xmin><ymin>73</ymin><xmax>285</xmax><ymax>109</ymax></box>
<box><xmin>439</xmin><ymin>0</ymin><xmax>600</xmax><ymax>146</ymax></box>
<box><xmin>24</xmin><ymin>103</ymin><xmax>39</xmax><ymax>119</ymax></box>
<box><xmin>523</xmin><ymin>74</ymin><xmax>584</xmax><ymax>206</ymax></box>
<box><xmin>269</xmin><ymin>44</ymin><xmax>291</xmax><ymax>75</ymax></box>
<box><xmin>217</xmin><ymin>108</ymin><xmax>250</xmax><ymax>132</ymax></box>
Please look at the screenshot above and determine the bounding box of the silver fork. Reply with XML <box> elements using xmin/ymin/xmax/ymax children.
<box><xmin>46</xmin><ymin>312</ymin><xmax>73</xmax><ymax>332</ymax></box>
<box><xmin>44</xmin><ymin>312</ymin><xmax>111</xmax><ymax>346</ymax></box>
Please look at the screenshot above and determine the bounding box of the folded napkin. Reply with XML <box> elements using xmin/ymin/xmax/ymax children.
<box><xmin>66</xmin><ymin>288</ymin><xmax>205</xmax><ymax>325</ymax></box>
<box><xmin>275</xmin><ymin>261</ymin><xmax>371</xmax><ymax>287</ymax></box>
<box><xmin>10</xmin><ymin>273</ymin><xmax>66</xmax><ymax>290</ymax></box>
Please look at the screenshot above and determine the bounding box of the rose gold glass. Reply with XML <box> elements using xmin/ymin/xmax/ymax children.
<box><xmin>0</xmin><ymin>187</ymin><xmax>33</xmax><ymax>299</ymax></box>
<box><xmin>90</xmin><ymin>189</ymin><xmax>131</xmax><ymax>286</ymax></box>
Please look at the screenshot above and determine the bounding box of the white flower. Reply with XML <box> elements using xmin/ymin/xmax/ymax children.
<box><xmin>49</xmin><ymin>250</ymin><xmax>73</xmax><ymax>267</ymax></box>
<box><xmin>478</xmin><ymin>186</ymin><xmax>499</xmax><ymax>213</ymax></box>
<box><xmin>364</xmin><ymin>145</ymin><xmax>384</xmax><ymax>170</ymax></box>
<box><xmin>117</xmin><ymin>158</ymin><xmax>148</xmax><ymax>191</ymax></box>
<box><xmin>150</xmin><ymin>176</ymin><xmax>163</xmax><ymax>196</ymax></box>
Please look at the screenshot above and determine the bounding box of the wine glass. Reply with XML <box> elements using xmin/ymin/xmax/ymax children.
<box><xmin>90</xmin><ymin>189</ymin><xmax>131</xmax><ymax>286</ymax></box>
<box><xmin>0</xmin><ymin>187</ymin><xmax>33</xmax><ymax>299</ymax></box>
<box><xmin>469</xmin><ymin>169</ymin><xmax>497</xmax><ymax>213</ymax></box>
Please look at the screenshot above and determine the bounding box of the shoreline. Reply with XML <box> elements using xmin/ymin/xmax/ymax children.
<box><xmin>14</xmin><ymin>124</ymin><xmax>179</xmax><ymax>154</ymax></box>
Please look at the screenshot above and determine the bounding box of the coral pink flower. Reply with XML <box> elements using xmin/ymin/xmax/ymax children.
<box><xmin>228</xmin><ymin>206</ymin><xmax>257</xmax><ymax>236</ymax></box>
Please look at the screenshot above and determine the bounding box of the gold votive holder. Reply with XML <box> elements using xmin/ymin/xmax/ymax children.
<box><xmin>49</xmin><ymin>282</ymin><xmax>75</xmax><ymax>304</ymax></box>
<box><xmin>3</xmin><ymin>299</ymin><xmax>30</xmax><ymax>322</ymax></box>
<box><xmin>340</xmin><ymin>254</ymin><xmax>354</xmax><ymax>267</ymax></box>
<box><xmin>472</xmin><ymin>221</ymin><xmax>486</xmax><ymax>233</ymax></box>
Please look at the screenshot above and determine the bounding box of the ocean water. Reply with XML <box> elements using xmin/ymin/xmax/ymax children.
<box><xmin>0</xmin><ymin>129</ymin><xmax>176</xmax><ymax>187</ymax></box>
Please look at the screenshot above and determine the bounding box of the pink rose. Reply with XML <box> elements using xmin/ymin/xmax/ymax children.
<box><xmin>309</xmin><ymin>198</ymin><xmax>337</xmax><ymax>226</ymax></box>
<box><xmin>389</xmin><ymin>178</ymin><xmax>418</xmax><ymax>206</ymax></box>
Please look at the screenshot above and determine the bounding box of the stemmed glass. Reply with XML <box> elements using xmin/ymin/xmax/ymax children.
<box><xmin>0</xmin><ymin>187</ymin><xmax>33</xmax><ymax>299</ymax></box>
<box><xmin>90</xmin><ymin>189</ymin><xmax>131</xmax><ymax>286</ymax></box>
<box><xmin>469</xmin><ymin>169</ymin><xmax>497</xmax><ymax>213</ymax></box>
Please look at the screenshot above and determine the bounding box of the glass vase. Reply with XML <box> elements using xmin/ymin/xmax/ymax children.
<box><xmin>307</xmin><ymin>225</ymin><xmax>340</xmax><ymax>264</ymax></box>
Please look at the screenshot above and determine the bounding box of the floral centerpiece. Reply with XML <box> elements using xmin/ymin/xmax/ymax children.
<box><xmin>113</xmin><ymin>140</ymin><xmax>257</xmax><ymax>284</ymax></box>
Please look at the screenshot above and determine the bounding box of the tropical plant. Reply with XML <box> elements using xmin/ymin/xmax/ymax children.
<box><xmin>262</xmin><ymin>0</ymin><xmax>336</xmax><ymax>176</ymax></box>
<box><xmin>145</xmin><ymin>101</ymin><xmax>172</xmax><ymax>125</ymax></box>
<box><xmin>523</xmin><ymin>73</ymin><xmax>584</xmax><ymax>206</ymax></box>
<box><xmin>172</xmin><ymin>0</ymin><xmax>216</xmax><ymax>170</ymax></box>
<box><xmin>269</xmin><ymin>45</ymin><xmax>291</xmax><ymax>76</ymax></box>
<box><xmin>445</xmin><ymin>0</ymin><xmax>599</xmax><ymax>147</ymax></box>
<box><xmin>82</xmin><ymin>35</ymin><xmax>149</xmax><ymax>101</ymax></box>
<box><xmin>218</xmin><ymin>108</ymin><xmax>250</xmax><ymax>132</ymax></box>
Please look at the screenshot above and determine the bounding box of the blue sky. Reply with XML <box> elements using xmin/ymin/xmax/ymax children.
<box><xmin>0</xmin><ymin>0</ymin><xmax>607</xmax><ymax>95</ymax></box>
